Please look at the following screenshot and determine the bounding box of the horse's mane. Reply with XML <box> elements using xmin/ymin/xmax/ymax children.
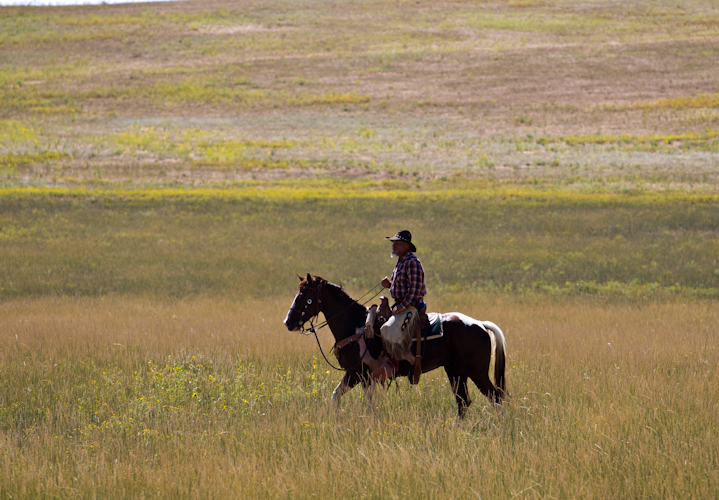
<box><xmin>302</xmin><ymin>275</ymin><xmax>357</xmax><ymax>304</ymax></box>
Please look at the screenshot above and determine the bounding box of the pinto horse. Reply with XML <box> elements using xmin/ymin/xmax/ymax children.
<box><xmin>284</xmin><ymin>274</ymin><xmax>507</xmax><ymax>418</ymax></box>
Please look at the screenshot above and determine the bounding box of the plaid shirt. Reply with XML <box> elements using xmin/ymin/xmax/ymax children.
<box><xmin>390</xmin><ymin>252</ymin><xmax>427</xmax><ymax>310</ymax></box>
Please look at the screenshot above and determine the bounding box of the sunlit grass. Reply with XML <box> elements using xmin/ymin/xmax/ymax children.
<box><xmin>0</xmin><ymin>151</ymin><xmax>70</xmax><ymax>166</ymax></box>
<box><xmin>535</xmin><ymin>129</ymin><xmax>719</xmax><ymax>150</ymax></box>
<box><xmin>111</xmin><ymin>126</ymin><xmax>299</xmax><ymax>161</ymax></box>
<box><xmin>1</xmin><ymin>295</ymin><xmax>717</xmax><ymax>498</ymax></box>
<box><xmin>0</xmin><ymin>87</ymin><xmax>79</xmax><ymax>116</ymax></box>
<box><xmin>0</xmin><ymin>77</ymin><xmax>370</xmax><ymax>116</ymax></box>
<box><xmin>0</xmin><ymin>119</ymin><xmax>39</xmax><ymax>144</ymax></box>
<box><xmin>629</xmin><ymin>92</ymin><xmax>719</xmax><ymax>111</ymax></box>
<box><xmin>3</xmin><ymin>180</ymin><xmax>719</xmax><ymax>203</ymax></box>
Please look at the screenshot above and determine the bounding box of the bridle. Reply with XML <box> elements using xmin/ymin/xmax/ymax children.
<box><xmin>290</xmin><ymin>279</ymin><xmax>383</xmax><ymax>372</ymax></box>
<box><xmin>288</xmin><ymin>280</ymin><xmax>324</xmax><ymax>334</ymax></box>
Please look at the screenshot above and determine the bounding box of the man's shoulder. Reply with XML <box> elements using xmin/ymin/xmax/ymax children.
<box><xmin>405</xmin><ymin>252</ymin><xmax>423</xmax><ymax>266</ymax></box>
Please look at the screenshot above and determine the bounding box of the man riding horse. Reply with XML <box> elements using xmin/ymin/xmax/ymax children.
<box><xmin>283</xmin><ymin>228</ymin><xmax>507</xmax><ymax>416</ymax></box>
<box><xmin>376</xmin><ymin>230</ymin><xmax>429</xmax><ymax>381</ymax></box>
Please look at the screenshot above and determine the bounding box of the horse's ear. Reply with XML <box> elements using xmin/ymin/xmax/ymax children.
<box><xmin>297</xmin><ymin>274</ymin><xmax>303</xmax><ymax>282</ymax></box>
<box><xmin>306</xmin><ymin>273</ymin><xmax>312</xmax><ymax>284</ymax></box>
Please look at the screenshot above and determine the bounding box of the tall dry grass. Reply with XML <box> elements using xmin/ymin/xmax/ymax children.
<box><xmin>1</xmin><ymin>294</ymin><xmax>717</xmax><ymax>498</ymax></box>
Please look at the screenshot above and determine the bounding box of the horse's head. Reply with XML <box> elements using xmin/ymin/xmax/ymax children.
<box><xmin>284</xmin><ymin>274</ymin><xmax>323</xmax><ymax>332</ymax></box>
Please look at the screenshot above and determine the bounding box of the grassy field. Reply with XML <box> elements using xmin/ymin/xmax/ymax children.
<box><xmin>2</xmin><ymin>296</ymin><xmax>718</xmax><ymax>498</ymax></box>
<box><xmin>1</xmin><ymin>0</ymin><xmax>719</xmax><ymax>497</ymax></box>
<box><xmin>0</xmin><ymin>185</ymin><xmax>718</xmax><ymax>299</ymax></box>
<box><xmin>2</xmin><ymin>0</ymin><xmax>719</xmax><ymax>188</ymax></box>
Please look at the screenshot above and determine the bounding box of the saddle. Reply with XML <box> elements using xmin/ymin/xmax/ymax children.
<box><xmin>366</xmin><ymin>296</ymin><xmax>430</xmax><ymax>385</ymax></box>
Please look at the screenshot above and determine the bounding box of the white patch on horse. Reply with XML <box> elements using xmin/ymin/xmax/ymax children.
<box><xmin>355</xmin><ymin>330</ymin><xmax>380</xmax><ymax>370</ymax></box>
<box><xmin>482</xmin><ymin>321</ymin><xmax>506</xmax><ymax>351</ymax></box>
<box><xmin>447</xmin><ymin>312</ymin><xmax>499</xmax><ymax>388</ymax></box>
<box><xmin>284</xmin><ymin>289</ymin><xmax>302</xmax><ymax>331</ymax></box>
<box><xmin>486</xmin><ymin>326</ymin><xmax>497</xmax><ymax>388</ymax></box>
<box><xmin>331</xmin><ymin>379</ymin><xmax>350</xmax><ymax>407</ymax></box>
<box><xmin>482</xmin><ymin>321</ymin><xmax>507</xmax><ymax>393</ymax></box>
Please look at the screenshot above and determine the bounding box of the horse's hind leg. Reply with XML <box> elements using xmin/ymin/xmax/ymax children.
<box><xmin>445</xmin><ymin>367</ymin><xmax>471</xmax><ymax>420</ymax></box>
<box><xmin>362</xmin><ymin>377</ymin><xmax>378</xmax><ymax>410</ymax></box>
<box><xmin>468</xmin><ymin>369</ymin><xmax>502</xmax><ymax>408</ymax></box>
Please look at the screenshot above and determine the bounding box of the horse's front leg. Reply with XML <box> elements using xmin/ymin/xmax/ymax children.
<box><xmin>332</xmin><ymin>372</ymin><xmax>358</xmax><ymax>409</ymax></box>
<box><xmin>333</xmin><ymin>370</ymin><xmax>377</xmax><ymax>411</ymax></box>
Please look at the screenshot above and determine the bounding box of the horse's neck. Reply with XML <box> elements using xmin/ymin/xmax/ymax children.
<box><xmin>321</xmin><ymin>289</ymin><xmax>364</xmax><ymax>341</ymax></box>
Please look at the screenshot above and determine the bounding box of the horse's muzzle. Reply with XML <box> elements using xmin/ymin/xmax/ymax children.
<box><xmin>284</xmin><ymin>317</ymin><xmax>301</xmax><ymax>332</ymax></box>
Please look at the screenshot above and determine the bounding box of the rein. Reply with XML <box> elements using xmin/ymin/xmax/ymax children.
<box><xmin>306</xmin><ymin>317</ymin><xmax>345</xmax><ymax>371</ymax></box>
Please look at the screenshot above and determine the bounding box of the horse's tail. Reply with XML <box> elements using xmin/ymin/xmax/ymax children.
<box><xmin>483</xmin><ymin>321</ymin><xmax>507</xmax><ymax>399</ymax></box>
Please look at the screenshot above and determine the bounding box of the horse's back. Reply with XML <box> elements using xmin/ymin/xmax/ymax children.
<box><xmin>441</xmin><ymin>312</ymin><xmax>501</xmax><ymax>338</ymax></box>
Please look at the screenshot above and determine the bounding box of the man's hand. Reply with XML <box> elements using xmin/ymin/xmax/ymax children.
<box><xmin>392</xmin><ymin>304</ymin><xmax>405</xmax><ymax>315</ymax></box>
<box><xmin>381</xmin><ymin>277</ymin><xmax>391</xmax><ymax>288</ymax></box>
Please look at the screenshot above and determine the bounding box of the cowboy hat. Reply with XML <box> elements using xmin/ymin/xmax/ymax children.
<box><xmin>386</xmin><ymin>229</ymin><xmax>416</xmax><ymax>252</ymax></box>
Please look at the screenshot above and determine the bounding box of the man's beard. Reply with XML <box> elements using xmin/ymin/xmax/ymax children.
<box><xmin>391</xmin><ymin>251</ymin><xmax>399</xmax><ymax>259</ymax></box>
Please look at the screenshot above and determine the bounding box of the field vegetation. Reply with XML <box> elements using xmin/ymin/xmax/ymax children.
<box><xmin>2</xmin><ymin>297</ymin><xmax>717</xmax><ymax>498</ymax></box>
<box><xmin>1</xmin><ymin>0</ymin><xmax>718</xmax><ymax>497</ymax></box>
<box><xmin>1</xmin><ymin>185</ymin><xmax>718</xmax><ymax>299</ymax></box>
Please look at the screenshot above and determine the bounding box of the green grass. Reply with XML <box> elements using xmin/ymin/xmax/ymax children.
<box><xmin>1</xmin><ymin>184</ymin><xmax>717</xmax><ymax>300</ymax></box>
<box><xmin>535</xmin><ymin>129</ymin><xmax>719</xmax><ymax>149</ymax></box>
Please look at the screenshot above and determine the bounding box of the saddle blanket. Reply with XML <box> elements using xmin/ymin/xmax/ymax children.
<box><xmin>357</xmin><ymin>312</ymin><xmax>444</xmax><ymax>342</ymax></box>
<box><xmin>411</xmin><ymin>312</ymin><xmax>443</xmax><ymax>342</ymax></box>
